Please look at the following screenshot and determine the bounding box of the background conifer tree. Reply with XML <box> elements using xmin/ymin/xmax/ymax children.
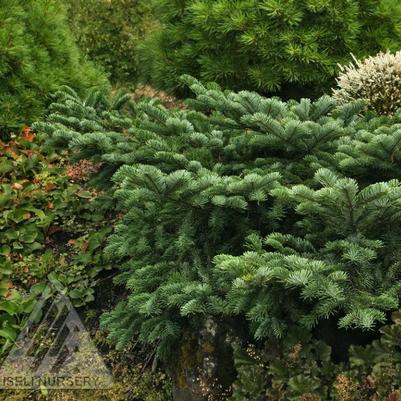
<box><xmin>0</xmin><ymin>0</ymin><xmax>107</xmax><ymax>127</ymax></box>
<box><xmin>139</xmin><ymin>0</ymin><xmax>401</xmax><ymax>98</ymax></box>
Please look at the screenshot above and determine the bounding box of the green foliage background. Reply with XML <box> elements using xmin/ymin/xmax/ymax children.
<box><xmin>0</xmin><ymin>0</ymin><xmax>107</xmax><ymax>128</ymax></box>
<box><xmin>5</xmin><ymin>0</ymin><xmax>401</xmax><ymax>398</ymax></box>
<box><xmin>67</xmin><ymin>0</ymin><xmax>158</xmax><ymax>84</ymax></box>
<box><xmin>139</xmin><ymin>0</ymin><xmax>401</xmax><ymax>98</ymax></box>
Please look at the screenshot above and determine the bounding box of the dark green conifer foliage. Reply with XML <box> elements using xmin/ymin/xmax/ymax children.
<box><xmin>0</xmin><ymin>0</ymin><xmax>107</xmax><ymax>127</ymax></box>
<box><xmin>140</xmin><ymin>0</ymin><xmax>401</xmax><ymax>98</ymax></box>
<box><xmin>337</xmin><ymin>111</ymin><xmax>401</xmax><ymax>182</ymax></box>
<box><xmin>35</xmin><ymin>77</ymin><xmax>401</xmax><ymax>358</ymax></box>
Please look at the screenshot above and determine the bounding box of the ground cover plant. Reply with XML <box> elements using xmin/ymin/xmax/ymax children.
<box><xmin>0</xmin><ymin>126</ymin><xmax>113</xmax><ymax>354</ymax></box>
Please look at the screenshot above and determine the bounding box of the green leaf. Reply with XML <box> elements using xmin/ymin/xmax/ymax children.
<box><xmin>76</xmin><ymin>190</ymin><xmax>93</xmax><ymax>199</ymax></box>
<box><xmin>0</xmin><ymin>326</ymin><xmax>17</xmax><ymax>341</ymax></box>
<box><xmin>40</xmin><ymin>384</ymin><xmax>48</xmax><ymax>396</ymax></box>
<box><xmin>0</xmin><ymin>301</ymin><xmax>19</xmax><ymax>315</ymax></box>
<box><xmin>0</xmin><ymin>159</ymin><xmax>13</xmax><ymax>175</ymax></box>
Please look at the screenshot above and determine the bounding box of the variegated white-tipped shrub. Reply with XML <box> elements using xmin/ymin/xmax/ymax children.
<box><xmin>333</xmin><ymin>51</ymin><xmax>401</xmax><ymax>115</ymax></box>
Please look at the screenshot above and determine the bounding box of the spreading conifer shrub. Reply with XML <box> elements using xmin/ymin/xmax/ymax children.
<box><xmin>0</xmin><ymin>0</ymin><xmax>107</xmax><ymax>127</ymax></box>
<box><xmin>35</xmin><ymin>77</ymin><xmax>401</xmax><ymax>397</ymax></box>
<box><xmin>34</xmin><ymin>77</ymin><xmax>401</xmax><ymax>401</ymax></box>
<box><xmin>139</xmin><ymin>0</ymin><xmax>401</xmax><ymax>98</ymax></box>
<box><xmin>66</xmin><ymin>0</ymin><xmax>158</xmax><ymax>84</ymax></box>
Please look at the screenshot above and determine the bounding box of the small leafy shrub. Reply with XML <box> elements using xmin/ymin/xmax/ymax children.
<box><xmin>344</xmin><ymin>310</ymin><xmax>401</xmax><ymax>400</ymax></box>
<box><xmin>333</xmin><ymin>51</ymin><xmax>401</xmax><ymax>115</ymax></box>
<box><xmin>67</xmin><ymin>0</ymin><xmax>157</xmax><ymax>84</ymax></box>
<box><xmin>140</xmin><ymin>0</ymin><xmax>401</xmax><ymax>97</ymax></box>
<box><xmin>229</xmin><ymin>329</ymin><xmax>337</xmax><ymax>401</ymax></box>
<box><xmin>0</xmin><ymin>0</ymin><xmax>107</xmax><ymax>127</ymax></box>
<box><xmin>0</xmin><ymin>128</ymin><xmax>72</xmax><ymax>256</ymax></box>
<box><xmin>229</xmin><ymin>312</ymin><xmax>401</xmax><ymax>401</ymax></box>
<box><xmin>0</xmin><ymin>128</ymin><xmax>112</xmax><ymax>355</ymax></box>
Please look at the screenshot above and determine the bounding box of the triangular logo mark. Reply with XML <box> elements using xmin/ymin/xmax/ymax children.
<box><xmin>0</xmin><ymin>289</ymin><xmax>113</xmax><ymax>389</ymax></box>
